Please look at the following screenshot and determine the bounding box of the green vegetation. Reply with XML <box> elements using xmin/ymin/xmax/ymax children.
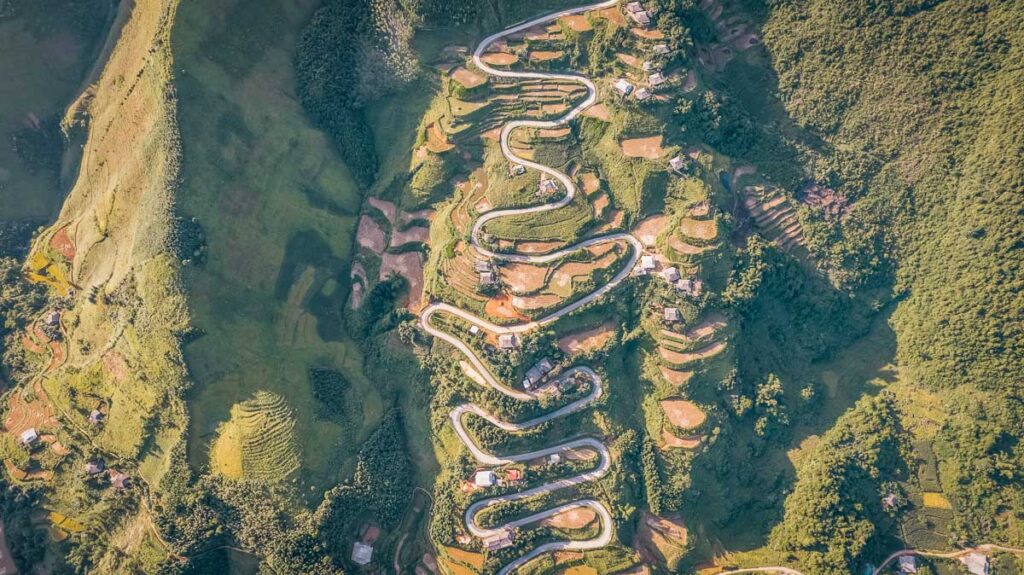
<box><xmin>210</xmin><ymin>390</ymin><xmax>301</xmax><ymax>483</ymax></box>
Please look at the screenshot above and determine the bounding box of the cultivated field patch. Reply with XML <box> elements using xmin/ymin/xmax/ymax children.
<box><xmin>620</xmin><ymin>136</ymin><xmax>665</xmax><ymax>160</ymax></box>
<box><xmin>558</xmin><ymin>322</ymin><xmax>616</xmax><ymax>354</ymax></box>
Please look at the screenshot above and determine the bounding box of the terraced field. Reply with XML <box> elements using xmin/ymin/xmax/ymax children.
<box><xmin>211</xmin><ymin>390</ymin><xmax>300</xmax><ymax>483</ymax></box>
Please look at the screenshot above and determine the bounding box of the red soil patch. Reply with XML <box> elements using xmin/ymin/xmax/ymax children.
<box><xmin>485</xmin><ymin>294</ymin><xmax>530</xmax><ymax>322</ymax></box>
<box><xmin>595</xmin><ymin>7</ymin><xmax>626</xmax><ymax>26</ymax></box>
<box><xmin>538</xmin><ymin>127</ymin><xmax>571</xmax><ymax>138</ymax></box>
<box><xmin>102</xmin><ymin>351</ymin><xmax>130</xmax><ymax>382</ymax></box>
<box><xmin>517</xmin><ymin>240</ymin><xmax>564</xmax><ymax>255</ymax></box>
<box><xmin>659</xmin><ymin>340</ymin><xmax>727</xmax><ymax>365</ymax></box>
<box><xmin>616</xmin><ymin>53</ymin><xmax>644</xmax><ymax>68</ymax></box>
<box><xmin>368</xmin><ymin>196</ymin><xmax>397</xmax><ymax>223</ymax></box>
<box><xmin>47</xmin><ymin>438</ymin><xmax>71</xmax><ymax>456</ymax></box>
<box><xmin>580</xmin><ymin>173</ymin><xmax>601</xmax><ymax>194</ymax></box>
<box><xmin>686</xmin><ymin>313</ymin><xmax>727</xmax><ymax>340</ymax></box>
<box><xmin>357</xmin><ymin>216</ymin><xmax>387</xmax><ymax>254</ymax></box>
<box><xmin>558</xmin><ymin>321</ymin><xmax>616</xmax><ymax>354</ymax></box>
<box><xmin>451</xmin><ymin>67</ymin><xmax>486</xmax><ymax>88</ymax></box>
<box><xmin>50</xmin><ymin>226</ymin><xmax>76</xmax><ymax>261</ymax></box>
<box><xmin>592</xmin><ymin>193</ymin><xmax>610</xmax><ymax>217</ymax></box>
<box><xmin>680</xmin><ymin>218</ymin><xmax>717</xmax><ymax>241</ymax></box>
<box><xmin>22</xmin><ymin>333</ymin><xmax>45</xmax><ymax>355</ymax></box>
<box><xmin>558</xmin><ymin>14</ymin><xmax>593</xmax><ymax>32</ymax></box>
<box><xmin>380</xmin><ymin>252</ymin><xmax>425</xmax><ymax>311</ymax></box>
<box><xmin>390</xmin><ymin>226</ymin><xmax>430</xmax><ymax>247</ymax></box>
<box><xmin>581</xmin><ymin>103</ymin><xmax>610</xmax><ymax>121</ymax></box>
<box><xmin>501</xmin><ymin>262</ymin><xmax>549</xmax><ymax>293</ymax></box>
<box><xmin>4</xmin><ymin>459</ymin><xmax>53</xmax><ymax>482</ymax></box>
<box><xmin>659</xmin><ymin>366</ymin><xmax>693</xmax><ymax>386</ymax></box>
<box><xmin>660</xmin><ymin>399</ymin><xmax>706</xmax><ymax>430</ymax></box>
<box><xmin>633</xmin><ymin>214</ymin><xmax>668</xmax><ymax>247</ymax></box>
<box><xmin>512</xmin><ymin>293</ymin><xmax>562</xmax><ymax>311</ymax></box>
<box><xmin>425</xmin><ymin>122</ymin><xmax>455</xmax><ymax>153</ymax></box>
<box><xmin>5</xmin><ymin>379</ymin><xmax>60</xmax><ymax>438</ymax></box>
<box><xmin>660</xmin><ymin>429</ymin><xmax>702</xmax><ymax>450</ymax></box>
<box><xmin>481</xmin><ymin>52</ymin><xmax>518</xmax><ymax>66</ymax></box>
<box><xmin>400</xmin><ymin>207</ymin><xmax>435</xmax><ymax>225</ymax></box>
<box><xmin>631</xmin><ymin>28</ymin><xmax>666</xmax><ymax>40</ymax></box>
<box><xmin>532</xmin><ymin>50</ymin><xmax>565</xmax><ymax>62</ymax></box>
<box><xmin>544</xmin><ymin>507</ymin><xmax>597</xmax><ymax>529</ymax></box>
<box><xmin>621</xmin><ymin>135</ymin><xmax>665</xmax><ymax>160</ymax></box>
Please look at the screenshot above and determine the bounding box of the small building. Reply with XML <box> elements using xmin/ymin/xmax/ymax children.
<box><xmin>625</xmin><ymin>1</ymin><xmax>644</xmax><ymax>12</ymax></box>
<box><xmin>662</xmin><ymin>266</ymin><xmax>681</xmax><ymax>283</ymax></box>
<box><xmin>538</xmin><ymin>179</ymin><xmax>559</xmax><ymax>196</ymax></box>
<box><xmin>351</xmin><ymin>542</ymin><xmax>374</xmax><ymax>566</ymax></box>
<box><xmin>85</xmin><ymin>460</ymin><xmax>105</xmax><ymax>475</ymax></box>
<box><xmin>642</xmin><ymin>61</ymin><xmax>659</xmax><ymax>72</ymax></box>
<box><xmin>652</xmin><ymin>44</ymin><xmax>671</xmax><ymax>55</ymax></box>
<box><xmin>479</xmin><ymin>271</ymin><xmax>496</xmax><ymax>286</ymax></box>
<box><xmin>469</xmin><ymin>325</ymin><xmax>481</xmax><ymax>336</ymax></box>
<box><xmin>497</xmin><ymin>334</ymin><xmax>517</xmax><ymax>350</ymax></box>
<box><xmin>634</xmin><ymin>88</ymin><xmax>653</xmax><ymax>102</ymax></box>
<box><xmin>898</xmin><ymin>555</ymin><xmax>918</xmax><ymax>574</ymax></box>
<box><xmin>19</xmin><ymin>428</ymin><xmax>38</xmax><ymax>446</ymax></box>
<box><xmin>629</xmin><ymin>10</ymin><xmax>651</xmax><ymax>26</ymax></box>
<box><xmin>613</xmin><ymin>78</ymin><xmax>635</xmax><ymax>97</ymax></box>
<box><xmin>882</xmin><ymin>493</ymin><xmax>898</xmax><ymax>510</ymax></box>
<box><xmin>663</xmin><ymin>307</ymin><xmax>682</xmax><ymax>323</ymax></box>
<box><xmin>509</xmin><ymin>163</ymin><xmax>526</xmax><ymax>177</ymax></box>
<box><xmin>523</xmin><ymin>357</ymin><xmax>556</xmax><ymax>389</ymax></box>
<box><xmin>45</xmin><ymin>311</ymin><xmax>61</xmax><ymax>326</ymax></box>
<box><xmin>648</xmin><ymin>72</ymin><xmax>666</xmax><ymax>87</ymax></box>
<box><xmin>506</xmin><ymin>469</ymin><xmax>523</xmax><ymax>482</ymax></box>
<box><xmin>960</xmin><ymin>553</ymin><xmax>989</xmax><ymax>575</ymax></box>
<box><xmin>474</xmin><ymin>470</ymin><xmax>497</xmax><ymax>487</ymax></box>
<box><xmin>108</xmin><ymin>470</ymin><xmax>132</xmax><ymax>490</ymax></box>
<box><xmin>89</xmin><ymin>410</ymin><xmax>105</xmax><ymax>426</ymax></box>
<box><xmin>669</xmin><ymin>155</ymin><xmax>687</xmax><ymax>173</ymax></box>
<box><xmin>548</xmin><ymin>453</ymin><xmax>561</xmax><ymax>465</ymax></box>
<box><xmin>482</xmin><ymin>530</ymin><xmax>514</xmax><ymax>551</ymax></box>
<box><xmin>640</xmin><ymin>255</ymin><xmax>657</xmax><ymax>271</ymax></box>
<box><xmin>475</xmin><ymin>260</ymin><xmax>491</xmax><ymax>273</ymax></box>
<box><xmin>677</xmin><ymin>278</ymin><xmax>703</xmax><ymax>297</ymax></box>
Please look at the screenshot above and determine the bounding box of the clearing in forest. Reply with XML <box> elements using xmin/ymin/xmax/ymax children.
<box><xmin>558</xmin><ymin>322</ymin><xmax>617</xmax><ymax>354</ymax></box>
<box><xmin>660</xmin><ymin>399</ymin><xmax>706</xmax><ymax>430</ymax></box>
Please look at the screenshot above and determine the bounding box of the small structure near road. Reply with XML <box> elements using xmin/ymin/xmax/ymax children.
<box><xmin>482</xmin><ymin>530</ymin><xmax>514</xmax><ymax>551</ymax></box>
<box><xmin>498</xmin><ymin>334</ymin><xmax>517</xmax><ymax>350</ymax></box>
<box><xmin>648</xmin><ymin>72</ymin><xmax>666</xmax><ymax>87</ymax></box>
<box><xmin>613</xmin><ymin>78</ymin><xmax>635</xmax><ymax>97</ymax></box>
<box><xmin>635</xmin><ymin>88</ymin><xmax>652</xmax><ymax>102</ymax></box>
<box><xmin>479</xmin><ymin>271</ymin><xmax>497</xmax><ymax>286</ymax></box>
<box><xmin>669</xmin><ymin>155</ymin><xmax>688</xmax><ymax>174</ymax></box>
<box><xmin>662</xmin><ymin>266</ymin><xmax>681</xmax><ymax>283</ymax></box>
<box><xmin>537</xmin><ymin>178</ymin><xmax>559</xmax><ymax>197</ymax></box>
<box><xmin>523</xmin><ymin>357</ymin><xmax>555</xmax><ymax>389</ymax></box>
<box><xmin>898</xmin><ymin>555</ymin><xmax>918</xmax><ymax>574</ymax></box>
<box><xmin>352</xmin><ymin>542</ymin><xmax>374</xmax><ymax>566</ymax></box>
<box><xmin>474</xmin><ymin>470</ymin><xmax>497</xmax><ymax>488</ymax></box>
<box><xmin>45</xmin><ymin>310</ymin><xmax>61</xmax><ymax>326</ymax></box>
<box><xmin>676</xmin><ymin>278</ymin><xmax>703</xmax><ymax>297</ymax></box>
<box><xmin>509</xmin><ymin>163</ymin><xmax>527</xmax><ymax>177</ymax></box>
<box><xmin>960</xmin><ymin>553</ymin><xmax>989</xmax><ymax>575</ymax></box>
<box><xmin>640</xmin><ymin>255</ymin><xmax>657</xmax><ymax>272</ymax></box>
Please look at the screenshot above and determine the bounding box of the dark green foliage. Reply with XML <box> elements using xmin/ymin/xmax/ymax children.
<box><xmin>9</xmin><ymin>113</ymin><xmax>63</xmax><ymax>177</ymax></box>
<box><xmin>0</xmin><ymin>477</ymin><xmax>46</xmax><ymax>571</ymax></box>
<box><xmin>0</xmin><ymin>257</ymin><xmax>47</xmax><ymax>384</ymax></box>
<box><xmin>769</xmin><ymin>394</ymin><xmax>908</xmax><ymax>575</ymax></box>
<box><xmin>640</xmin><ymin>433</ymin><xmax>663</xmax><ymax>515</ymax></box>
<box><xmin>296</xmin><ymin>0</ymin><xmax>378</xmax><ymax>188</ymax></box>
<box><xmin>308</xmin><ymin>367</ymin><xmax>352</xmax><ymax>420</ymax></box>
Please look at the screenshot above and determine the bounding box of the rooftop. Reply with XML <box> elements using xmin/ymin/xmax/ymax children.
<box><xmin>352</xmin><ymin>542</ymin><xmax>374</xmax><ymax>565</ymax></box>
<box><xmin>498</xmin><ymin>334</ymin><xmax>517</xmax><ymax>349</ymax></box>
<box><xmin>663</xmin><ymin>307</ymin><xmax>682</xmax><ymax>322</ymax></box>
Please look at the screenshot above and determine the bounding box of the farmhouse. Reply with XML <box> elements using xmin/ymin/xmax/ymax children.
<box><xmin>662</xmin><ymin>266</ymin><xmax>681</xmax><ymax>282</ymax></box>
<box><xmin>538</xmin><ymin>178</ymin><xmax>559</xmax><ymax>196</ymax></box>
<box><xmin>482</xmin><ymin>530</ymin><xmax>514</xmax><ymax>551</ymax></box>
<box><xmin>506</xmin><ymin>468</ymin><xmax>523</xmax><ymax>483</ymax></box>
<box><xmin>677</xmin><ymin>278</ymin><xmax>703</xmax><ymax>297</ymax></box>
<box><xmin>629</xmin><ymin>10</ymin><xmax>651</xmax><ymax>26</ymax></box>
<box><xmin>648</xmin><ymin>72</ymin><xmax>666</xmax><ymax>87</ymax></box>
<box><xmin>613</xmin><ymin>78</ymin><xmax>634</xmax><ymax>97</ymax></box>
<box><xmin>960</xmin><ymin>553</ymin><xmax>989</xmax><ymax>575</ymax></box>
<box><xmin>469</xmin><ymin>325</ymin><xmax>480</xmax><ymax>336</ymax></box>
<box><xmin>652</xmin><ymin>43</ymin><xmax>671</xmax><ymax>55</ymax></box>
<box><xmin>523</xmin><ymin>357</ymin><xmax>555</xmax><ymax>389</ymax></box>
<box><xmin>669</xmin><ymin>155</ymin><xmax>687</xmax><ymax>173</ymax></box>
<box><xmin>475</xmin><ymin>260</ymin><xmax>491</xmax><ymax>273</ymax></box>
<box><xmin>663</xmin><ymin>307</ymin><xmax>682</xmax><ymax>323</ymax></box>
<box><xmin>548</xmin><ymin>453</ymin><xmax>561</xmax><ymax>465</ymax></box>
<box><xmin>85</xmin><ymin>460</ymin><xmax>105</xmax><ymax>475</ymax></box>
<box><xmin>634</xmin><ymin>88</ymin><xmax>652</xmax><ymax>102</ymax></box>
<box><xmin>108</xmin><ymin>470</ymin><xmax>131</xmax><ymax>490</ymax></box>
<box><xmin>899</xmin><ymin>555</ymin><xmax>918</xmax><ymax>574</ymax></box>
<box><xmin>509</xmin><ymin>163</ymin><xmax>526</xmax><ymax>177</ymax></box>
<box><xmin>625</xmin><ymin>1</ymin><xmax>644</xmax><ymax>12</ymax></box>
<box><xmin>89</xmin><ymin>410</ymin><xmax>105</xmax><ymax>426</ymax></box>
<box><xmin>640</xmin><ymin>255</ymin><xmax>657</xmax><ymax>271</ymax></box>
<box><xmin>475</xmin><ymin>470</ymin><xmax>497</xmax><ymax>487</ymax></box>
<box><xmin>479</xmin><ymin>271</ymin><xmax>496</xmax><ymax>286</ymax></box>
<box><xmin>19</xmin><ymin>428</ymin><xmax>38</xmax><ymax>446</ymax></box>
<box><xmin>351</xmin><ymin>542</ymin><xmax>374</xmax><ymax>565</ymax></box>
<box><xmin>46</xmin><ymin>310</ymin><xmax>61</xmax><ymax>326</ymax></box>
<box><xmin>642</xmin><ymin>61</ymin><xmax>658</xmax><ymax>72</ymax></box>
<box><xmin>498</xmin><ymin>334</ymin><xmax>517</xmax><ymax>350</ymax></box>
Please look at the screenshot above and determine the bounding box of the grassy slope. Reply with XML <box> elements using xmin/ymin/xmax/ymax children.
<box><xmin>0</xmin><ymin>0</ymin><xmax>111</xmax><ymax>220</ymax></box>
<box><xmin>171</xmin><ymin>0</ymin><xmax>384</xmax><ymax>493</ymax></box>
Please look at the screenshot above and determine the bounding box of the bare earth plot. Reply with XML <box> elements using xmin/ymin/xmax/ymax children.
<box><xmin>621</xmin><ymin>136</ymin><xmax>665</xmax><ymax>160</ymax></box>
<box><xmin>558</xmin><ymin>321</ymin><xmax>617</xmax><ymax>354</ymax></box>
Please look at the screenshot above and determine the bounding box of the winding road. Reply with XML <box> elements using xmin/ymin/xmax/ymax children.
<box><xmin>417</xmin><ymin>1</ymin><xmax>633</xmax><ymax>573</ymax></box>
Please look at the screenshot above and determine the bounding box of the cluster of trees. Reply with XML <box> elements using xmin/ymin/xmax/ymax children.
<box><xmin>0</xmin><ymin>257</ymin><xmax>46</xmax><ymax>385</ymax></box>
<box><xmin>0</xmin><ymin>476</ymin><xmax>46</xmax><ymax>571</ymax></box>
<box><xmin>759</xmin><ymin>0</ymin><xmax>1024</xmax><ymax>544</ymax></box>
<box><xmin>769</xmin><ymin>394</ymin><xmax>908</xmax><ymax>575</ymax></box>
